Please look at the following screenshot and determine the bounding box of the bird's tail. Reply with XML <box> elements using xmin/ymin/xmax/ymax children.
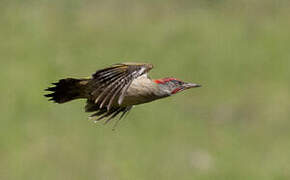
<box><xmin>45</xmin><ymin>78</ymin><xmax>90</xmax><ymax>103</ymax></box>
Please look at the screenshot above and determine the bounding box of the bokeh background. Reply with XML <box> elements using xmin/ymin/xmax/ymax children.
<box><xmin>1</xmin><ymin>0</ymin><xmax>290</xmax><ymax>179</ymax></box>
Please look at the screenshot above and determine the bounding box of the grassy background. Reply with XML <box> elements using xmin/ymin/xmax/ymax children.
<box><xmin>1</xmin><ymin>0</ymin><xmax>290</xmax><ymax>179</ymax></box>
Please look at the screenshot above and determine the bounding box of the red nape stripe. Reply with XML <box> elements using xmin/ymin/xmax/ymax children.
<box><xmin>154</xmin><ymin>77</ymin><xmax>180</xmax><ymax>84</ymax></box>
<box><xmin>171</xmin><ymin>88</ymin><xmax>181</xmax><ymax>94</ymax></box>
<box><xmin>154</xmin><ymin>79</ymin><xmax>163</xmax><ymax>84</ymax></box>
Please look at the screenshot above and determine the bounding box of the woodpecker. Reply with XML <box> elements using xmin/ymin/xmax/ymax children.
<box><xmin>45</xmin><ymin>63</ymin><xmax>201</xmax><ymax>125</ymax></box>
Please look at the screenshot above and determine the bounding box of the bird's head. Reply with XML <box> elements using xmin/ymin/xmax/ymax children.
<box><xmin>154</xmin><ymin>77</ymin><xmax>201</xmax><ymax>95</ymax></box>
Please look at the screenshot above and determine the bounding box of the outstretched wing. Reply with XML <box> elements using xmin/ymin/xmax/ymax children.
<box><xmin>90</xmin><ymin>62</ymin><xmax>153</xmax><ymax>111</ymax></box>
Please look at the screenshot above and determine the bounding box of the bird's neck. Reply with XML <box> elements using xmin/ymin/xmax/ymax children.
<box><xmin>123</xmin><ymin>75</ymin><xmax>171</xmax><ymax>106</ymax></box>
<box><xmin>131</xmin><ymin>75</ymin><xmax>170</xmax><ymax>97</ymax></box>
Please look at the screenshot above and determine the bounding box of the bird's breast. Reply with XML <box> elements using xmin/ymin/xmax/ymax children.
<box><xmin>122</xmin><ymin>77</ymin><xmax>168</xmax><ymax>106</ymax></box>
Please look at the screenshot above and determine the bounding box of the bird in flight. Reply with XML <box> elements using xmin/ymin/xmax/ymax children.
<box><xmin>45</xmin><ymin>62</ymin><xmax>201</xmax><ymax>126</ymax></box>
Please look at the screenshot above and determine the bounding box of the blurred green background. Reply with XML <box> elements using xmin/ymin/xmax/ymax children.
<box><xmin>1</xmin><ymin>0</ymin><xmax>290</xmax><ymax>179</ymax></box>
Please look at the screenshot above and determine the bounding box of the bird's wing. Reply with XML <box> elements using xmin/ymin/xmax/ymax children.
<box><xmin>90</xmin><ymin>63</ymin><xmax>153</xmax><ymax>110</ymax></box>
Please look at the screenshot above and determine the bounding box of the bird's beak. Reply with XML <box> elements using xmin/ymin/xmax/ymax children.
<box><xmin>182</xmin><ymin>83</ymin><xmax>202</xmax><ymax>89</ymax></box>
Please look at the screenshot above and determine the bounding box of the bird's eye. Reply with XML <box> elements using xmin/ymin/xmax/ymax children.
<box><xmin>171</xmin><ymin>80</ymin><xmax>182</xmax><ymax>85</ymax></box>
<box><xmin>177</xmin><ymin>81</ymin><xmax>183</xmax><ymax>85</ymax></box>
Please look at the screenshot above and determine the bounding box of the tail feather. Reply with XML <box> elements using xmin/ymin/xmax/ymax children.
<box><xmin>45</xmin><ymin>78</ymin><xmax>89</xmax><ymax>103</ymax></box>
